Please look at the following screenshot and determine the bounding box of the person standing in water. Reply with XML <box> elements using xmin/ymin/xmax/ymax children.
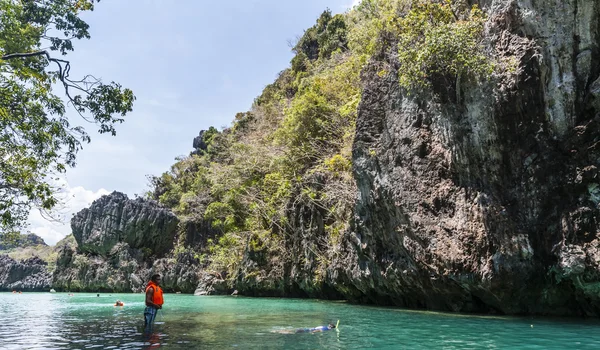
<box><xmin>144</xmin><ymin>274</ymin><xmax>164</xmax><ymax>327</ymax></box>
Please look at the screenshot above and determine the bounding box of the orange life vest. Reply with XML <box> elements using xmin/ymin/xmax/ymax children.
<box><xmin>145</xmin><ymin>281</ymin><xmax>164</xmax><ymax>306</ymax></box>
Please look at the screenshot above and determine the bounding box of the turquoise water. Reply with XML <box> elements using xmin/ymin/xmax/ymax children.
<box><xmin>1</xmin><ymin>293</ymin><xmax>600</xmax><ymax>349</ymax></box>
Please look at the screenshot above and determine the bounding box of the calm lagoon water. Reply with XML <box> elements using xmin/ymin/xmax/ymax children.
<box><xmin>1</xmin><ymin>293</ymin><xmax>599</xmax><ymax>349</ymax></box>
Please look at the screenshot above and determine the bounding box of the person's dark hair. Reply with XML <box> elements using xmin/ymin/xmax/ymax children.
<box><xmin>151</xmin><ymin>274</ymin><xmax>161</xmax><ymax>282</ymax></box>
<box><xmin>329</xmin><ymin>323</ymin><xmax>336</xmax><ymax>329</ymax></box>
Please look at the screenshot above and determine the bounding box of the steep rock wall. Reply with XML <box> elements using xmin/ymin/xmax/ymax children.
<box><xmin>52</xmin><ymin>242</ymin><xmax>201</xmax><ymax>293</ymax></box>
<box><xmin>337</xmin><ymin>0</ymin><xmax>600</xmax><ymax>315</ymax></box>
<box><xmin>0</xmin><ymin>256</ymin><xmax>51</xmax><ymax>292</ymax></box>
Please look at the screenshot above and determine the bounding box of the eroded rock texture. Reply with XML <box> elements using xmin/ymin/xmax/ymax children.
<box><xmin>53</xmin><ymin>193</ymin><xmax>200</xmax><ymax>293</ymax></box>
<box><xmin>0</xmin><ymin>256</ymin><xmax>51</xmax><ymax>291</ymax></box>
<box><xmin>337</xmin><ymin>0</ymin><xmax>600</xmax><ymax>315</ymax></box>
<box><xmin>72</xmin><ymin>191</ymin><xmax>178</xmax><ymax>256</ymax></box>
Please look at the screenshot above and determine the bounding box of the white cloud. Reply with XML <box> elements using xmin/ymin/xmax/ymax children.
<box><xmin>28</xmin><ymin>226</ymin><xmax>66</xmax><ymax>248</ymax></box>
<box><xmin>26</xmin><ymin>180</ymin><xmax>110</xmax><ymax>246</ymax></box>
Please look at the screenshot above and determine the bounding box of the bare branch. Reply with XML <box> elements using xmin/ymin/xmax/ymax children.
<box><xmin>2</xmin><ymin>50</ymin><xmax>97</xmax><ymax>112</ymax></box>
<box><xmin>2</xmin><ymin>51</ymin><xmax>102</xmax><ymax>124</ymax></box>
<box><xmin>1</xmin><ymin>51</ymin><xmax>48</xmax><ymax>60</ymax></box>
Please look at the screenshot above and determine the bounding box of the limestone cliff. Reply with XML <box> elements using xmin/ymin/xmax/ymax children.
<box><xmin>52</xmin><ymin>192</ymin><xmax>200</xmax><ymax>293</ymax></box>
<box><xmin>0</xmin><ymin>233</ymin><xmax>47</xmax><ymax>250</ymax></box>
<box><xmin>0</xmin><ymin>256</ymin><xmax>51</xmax><ymax>291</ymax></box>
<box><xmin>144</xmin><ymin>0</ymin><xmax>600</xmax><ymax>317</ymax></box>
<box><xmin>71</xmin><ymin>191</ymin><xmax>178</xmax><ymax>256</ymax></box>
<box><xmin>334</xmin><ymin>0</ymin><xmax>600</xmax><ymax>315</ymax></box>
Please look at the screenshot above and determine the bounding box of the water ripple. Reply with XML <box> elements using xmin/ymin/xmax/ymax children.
<box><xmin>2</xmin><ymin>293</ymin><xmax>600</xmax><ymax>349</ymax></box>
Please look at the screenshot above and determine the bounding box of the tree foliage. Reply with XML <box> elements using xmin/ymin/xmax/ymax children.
<box><xmin>347</xmin><ymin>0</ymin><xmax>492</xmax><ymax>94</ymax></box>
<box><xmin>293</xmin><ymin>9</ymin><xmax>349</xmax><ymax>63</ymax></box>
<box><xmin>347</xmin><ymin>0</ymin><xmax>409</xmax><ymax>57</ymax></box>
<box><xmin>0</xmin><ymin>0</ymin><xmax>135</xmax><ymax>232</ymax></box>
<box><xmin>397</xmin><ymin>0</ymin><xmax>491</xmax><ymax>91</ymax></box>
<box><xmin>148</xmin><ymin>0</ymin><xmax>496</xmax><ymax>283</ymax></box>
<box><xmin>0</xmin><ymin>232</ymin><xmax>45</xmax><ymax>250</ymax></box>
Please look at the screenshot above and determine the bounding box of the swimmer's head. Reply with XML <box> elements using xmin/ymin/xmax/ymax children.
<box><xmin>328</xmin><ymin>323</ymin><xmax>336</xmax><ymax>329</ymax></box>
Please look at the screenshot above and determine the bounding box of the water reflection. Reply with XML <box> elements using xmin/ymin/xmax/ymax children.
<box><xmin>142</xmin><ymin>329</ymin><xmax>163</xmax><ymax>349</ymax></box>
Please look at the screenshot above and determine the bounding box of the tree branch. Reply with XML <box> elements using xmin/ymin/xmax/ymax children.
<box><xmin>2</xmin><ymin>50</ymin><xmax>98</xmax><ymax>123</ymax></box>
<box><xmin>1</xmin><ymin>51</ymin><xmax>49</xmax><ymax>60</ymax></box>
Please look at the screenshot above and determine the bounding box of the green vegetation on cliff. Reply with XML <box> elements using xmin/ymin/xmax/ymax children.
<box><xmin>148</xmin><ymin>0</ymin><xmax>498</xmax><ymax>293</ymax></box>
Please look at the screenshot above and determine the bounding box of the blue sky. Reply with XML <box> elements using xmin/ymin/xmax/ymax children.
<box><xmin>29</xmin><ymin>0</ymin><xmax>359</xmax><ymax>244</ymax></box>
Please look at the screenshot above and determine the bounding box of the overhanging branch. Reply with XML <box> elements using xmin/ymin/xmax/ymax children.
<box><xmin>2</xmin><ymin>51</ymin><xmax>48</xmax><ymax>60</ymax></box>
<box><xmin>2</xmin><ymin>50</ymin><xmax>98</xmax><ymax>123</ymax></box>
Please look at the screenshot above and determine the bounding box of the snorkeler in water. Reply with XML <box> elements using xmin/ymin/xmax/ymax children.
<box><xmin>273</xmin><ymin>323</ymin><xmax>336</xmax><ymax>334</ymax></box>
<box><xmin>298</xmin><ymin>323</ymin><xmax>336</xmax><ymax>333</ymax></box>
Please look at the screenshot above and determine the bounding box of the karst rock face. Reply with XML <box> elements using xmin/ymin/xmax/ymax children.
<box><xmin>0</xmin><ymin>256</ymin><xmax>51</xmax><ymax>292</ymax></box>
<box><xmin>71</xmin><ymin>191</ymin><xmax>179</xmax><ymax>257</ymax></box>
<box><xmin>52</xmin><ymin>193</ymin><xmax>201</xmax><ymax>293</ymax></box>
<box><xmin>333</xmin><ymin>0</ymin><xmax>600</xmax><ymax>315</ymax></box>
<box><xmin>192</xmin><ymin>130</ymin><xmax>209</xmax><ymax>155</ymax></box>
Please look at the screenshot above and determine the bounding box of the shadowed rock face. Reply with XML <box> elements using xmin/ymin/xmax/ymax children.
<box><xmin>193</xmin><ymin>272</ymin><xmax>229</xmax><ymax>296</ymax></box>
<box><xmin>0</xmin><ymin>256</ymin><xmax>51</xmax><ymax>291</ymax></box>
<box><xmin>187</xmin><ymin>1</ymin><xmax>600</xmax><ymax>315</ymax></box>
<box><xmin>52</xmin><ymin>243</ymin><xmax>201</xmax><ymax>293</ymax></box>
<box><xmin>192</xmin><ymin>130</ymin><xmax>208</xmax><ymax>155</ymax></box>
<box><xmin>71</xmin><ymin>192</ymin><xmax>179</xmax><ymax>257</ymax></box>
<box><xmin>334</xmin><ymin>0</ymin><xmax>600</xmax><ymax>316</ymax></box>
